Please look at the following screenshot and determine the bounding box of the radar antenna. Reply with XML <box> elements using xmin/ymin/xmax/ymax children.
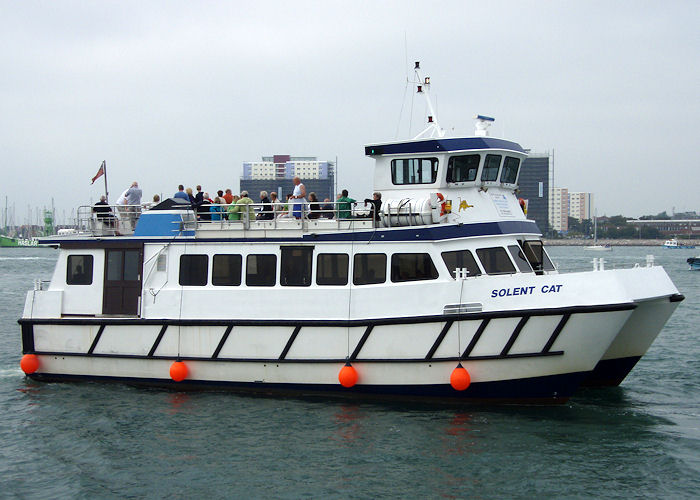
<box><xmin>411</xmin><ymin>62</ymin><xmax>445</xmax><ymax>140</ymax></box>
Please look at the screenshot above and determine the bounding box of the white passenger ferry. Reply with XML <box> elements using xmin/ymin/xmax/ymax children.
<box><xmin>18</xmin><ymin>70</ymin><xmax>683</xmax><ymax>402</ymax></box>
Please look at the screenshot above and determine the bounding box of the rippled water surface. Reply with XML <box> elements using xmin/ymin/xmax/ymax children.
<box><xmin>1</xmin><ymin>246</ymin><xmax>699</xmax><ymax>498</ymax></box>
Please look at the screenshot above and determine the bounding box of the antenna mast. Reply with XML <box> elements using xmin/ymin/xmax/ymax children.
<box><xmin>411</xmin><ymin>62</ymin><xmax>445</xmax><ymax>140</ymax></box>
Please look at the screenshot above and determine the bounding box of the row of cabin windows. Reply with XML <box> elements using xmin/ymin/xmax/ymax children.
<box><xmin>64</xmin><ymin>241</ymin><xmax>554</xmax><ymax>286</ymax></box>
<box><xmin>392</xmin><ymin>154</ymin><xmax>521</xmax><ymax>185</ymax></box>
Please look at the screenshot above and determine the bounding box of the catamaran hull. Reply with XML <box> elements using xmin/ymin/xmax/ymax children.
<box><xmin>582</xmin><ymin>294</ymin><xmax>682</xmax><ymax>386</ymax></box>
<box><xmin>20</xmin><ymin>305</ymin><xmax>633</xmax><ymax>402</ymax></box>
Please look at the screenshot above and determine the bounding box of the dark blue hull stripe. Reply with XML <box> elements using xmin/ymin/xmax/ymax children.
<box><xmin>27</xmin><ymin>370</ymin><xmax>588</xmax><ymax>402</ymax></box>
<box><xmin>580</xmin><ymin>356</ymin><xmax>642</xmax><ymax>387</ymax></box>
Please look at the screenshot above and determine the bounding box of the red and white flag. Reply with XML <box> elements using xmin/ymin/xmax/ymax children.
<box><xmin>91</xmin><ymin>161</ymin><xmax>105</xmax><ymax>184</ymax></box>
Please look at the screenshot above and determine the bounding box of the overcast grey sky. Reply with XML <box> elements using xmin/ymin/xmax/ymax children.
<box><xmin>1</xmin><ymin>0</ymin><xmax>698</xmax><ymax>224</ymax></box>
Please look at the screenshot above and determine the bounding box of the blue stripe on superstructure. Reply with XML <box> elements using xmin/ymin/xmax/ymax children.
<box><xmin>365</xmin><ymin>137</ymin><xmax>526</xmax><ymax>156</ymax></box>
<box><xmin>41</xmin><ymin>220</ymin><xmax>542</xmax><ymax>245</ymax></box>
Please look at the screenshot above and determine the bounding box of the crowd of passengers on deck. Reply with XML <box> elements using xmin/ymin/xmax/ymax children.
<box><xmin>92</xmin><ymin>177</ymin><xmax>383</xmax><ymax>227</ymax></box>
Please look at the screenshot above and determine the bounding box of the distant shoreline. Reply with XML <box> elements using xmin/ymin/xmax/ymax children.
<box><xmin>543</xmin><ymin>238</ymin><xmax>699</xmax><ymax>247</ymax></box>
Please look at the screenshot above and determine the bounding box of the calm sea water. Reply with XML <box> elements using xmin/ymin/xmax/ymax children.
<box><xmin>1</xmin><ymin>246</ymin><xmax>698</xmax><ymax>499</ymax></box>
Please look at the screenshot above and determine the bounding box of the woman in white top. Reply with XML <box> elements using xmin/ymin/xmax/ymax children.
<box><xmin>290</xmin><ymin>176</ymin><xmax>306</xmax><ymax>219</ymax></box>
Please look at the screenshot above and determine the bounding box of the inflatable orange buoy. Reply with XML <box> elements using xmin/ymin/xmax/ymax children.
<box><xmin>169</xmin><ymin>361</ymin><xmax>188</xmax><ymax>382</ymax></box>
<box><xmin>450</xmin><ymin>363</ymin><xmax>471</xmax><ymax>391</ymax></box>
<box><xmin>20</xmin><ymin>354</ymin><xmax>40</xmax><ymax>375</ymax></box>
<box><xmin>338</xmin><ymin>363</ymin><xmax>358</xmax><ymax>388</ymax></box>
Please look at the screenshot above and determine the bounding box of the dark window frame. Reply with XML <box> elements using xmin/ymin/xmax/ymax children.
<box><xmin>316</xmin><ymin>253</ymin><xmax>349</xmax><ymax>286</ymax></box>
<box><xmin>475</xmin><ymin>247</ymin><xmax>517</xmax><ymax>275</ymax></box>
<box><xmin>179</xmin><ymin>254</ymin><xmax>209</xmax><ymax>286</ymax></box>
<box><xmin>446</xmin><ymin>154</ymin><xmax>480</xmax><ymax>183</ymax></box>
<box><xmin>212</xmin><ymin>254</ymin><xmax>242</xmax><ymax>286</ymax></box>
<box><xmin>280</xmin><ymin>246</ymin><xmax>313</xmax><ymax>287</ymax></box>
<box><xmin>522</xmin><ymin>240</ymin><xmax>556</xmax><ymax>275</ymax></box>
<box><xmin>481</xmin><ymin>154</ymin><xmax>502</xmax><ymax>182</ymax></box>
<box><xmin>500</xmin><ymin>156</ymin><xmax>521</xmax><ymax>184</ymax></box>
<box><xmin>66</xmin><ymin>255</ymin><xmax>94</xmax><ymax>285</ymax></box>
<box><xmin>508</xmin><ymin>245</ymin><xmax>533</xmax><ymax>273</ymax></box>
<box><xmin>353</xmin><ymin>253</ymin><xmax>387</xmax><ymax>285</ymax></box>
<box><xmin>441</xmin><ymin>250</ymin><xmax>482</xmax><ymax>278</ymax></box>
<box><xmin>390</xmin><ymin>253</ymin><xmax>439</xmax><ymax>283</ymax></box>
<box><xmin>391</xmin><ymin>158</ymin><xmax>439</xmax><ymax>185</ymax></box>
<box><xmin>246</xmin><ymin>254</ymin><xmax>277</xmax><ymax>287</ymax></box>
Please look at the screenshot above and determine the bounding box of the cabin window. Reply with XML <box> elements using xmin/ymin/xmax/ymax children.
<box><xmin>66</xmin><ymin>255</ymin><xmax>93</xmax><ymax>285</ymax></box>
<box><xmin>353</xmin><ymin>253</ymin><xmax>386</xmax><ymax>285</ymax></box>
<box><xmin>508</xmin><ymin>245</ymin><xmax>533</xmax><ymax>273</ymax></box>
<box><xmin>391</xmin><ymin>158</ymin><xmax>438</xmax><ymax>185</ymax></box>
<box><xmin>446</xmin><ymin>155</ymin><xmax>480</xmax><ymax>183</ymax></box>
<box><xmin>316</xmin><ymin>253</ymin><xmax>349</xmax><ymax>285</ymax></box>
<box><xmin>179</xmin><ymin>255</ymin><xmax>208</xmax><ymax>286</ymax></box>
<box><xmin>500</xmin><ymin>157</ymin><xmax>520</xmax><ymax>184</ymax></box>
<box><xmin>281</xmin><ymin>247</ymin><xmax>313</xmax><ymax>286</ymax></box>
<box><xmin>212</xmin><ymin>254</ymin><xmax>242</xmax><ymax>286</ymax></box>
<box><xmin>522</xmin><ymin>240</ymin><xmax>555</xmax><ymax>274</ymax></box>
<box><xmin>481</xmin><ymin>154</ymin><xmax>502</xmax><ymax>182</ymax></box>
<box><xmin>391</xmin><ymin>253</ymin><xmax>439</xmax><ymax>282</ymax></box>
<box><xmin>246</xmin><ymin>254</ymin><xmax>277</xmax><ymax>286</ymax></box>
<box><xmin>441</xmin><ymin>250</ymin><xmax>482</xmax><ymax>278</ymax></box>
<box><xmin>475</xmin><ymin>247</ymin><xmax>516</xmax><ymax>275</ymax></box>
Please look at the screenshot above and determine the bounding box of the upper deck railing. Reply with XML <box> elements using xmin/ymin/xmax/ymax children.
<box><xmin>76</xmin><ymin>200</ymin><xmax>395</xmax><ymax>237</ymax></box>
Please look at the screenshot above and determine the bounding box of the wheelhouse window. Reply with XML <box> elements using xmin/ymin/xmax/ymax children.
<box><xmin>281</xmin><ymin>247</ymin><xmax>313</xmax><ymax>287</ymax></box>
<box><xmin>391</xmin><ymin>253</ymin><xmax>438</xmax><ymax>282</ymax></box>
<box><xmin>441</xmin><ymin>250</ymin><xmax>482</xmax><ymax>278</ymax></box>
<box><xmin>508</xmin><ymin>245</ymin><xmax>533</xmax><ymax>273</ymax></box>
<box><xmin>246</xmin><ymin>254</ymin><xmax>277</xmax><ymax>286</ymax></box>
<box><xmin>522</xmin><ymin>240</ymin><xmax>555</xmax><ymax>275</ymax></box>
<box><xmin>66</xmin><ymin>255</ymin><xmax>93</xmax><ymax>285</ymax></box>
<box><xmin>353</xmin><ymin>253</ymin><xmax>386</xmax><ymax>285</ymax></box>
<box><xmin>475</xmin><ymin>247</ymin><xmax>516</xmax><ymax>275</ymax></box>
<box><xmin>500</xmin><ymin>157</ymin><xmax>521</xmax><ymax>184</ymax></box>
<box><xmin>179</xmin><ymin>255</ymin><xmax>208</xmax><ymax>286</ymax></box>
<box><xmin>481</xmin><ymin>154</ymin><xmax>502</xmax><ymax>182</ymax></box>
<box><xmin>316</xmin><ymin>253</ymin><xmax>349</xmax><ymax>285</ymax></box>
<box><xmin>391</xmin><ymin>158</ymin><xmax>438</xmax><ymax>185</ymax></box>
<box><xmin>446</xmin><ymin>155</ymin><xmax>479</xmax><ymax>183</ymax></box>
<box><xmin>212</xmin><ymin>254</ymin><xmax>242</xmax><ymax>286</ymax></box>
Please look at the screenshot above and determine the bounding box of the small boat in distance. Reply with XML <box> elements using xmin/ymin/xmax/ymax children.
<box><xmin>585</xmin><ymin>215</ymin><xmax>612</xmax><ymax>251</ymax></box>
<box><xmin>663</xmin><ymin>238</ymin><xmax>696</xmax><ymax>249</ymax></box>
<box><xmin>687</xmin><ymin>256</ymin><xmax>700</xmax><ymax>270</ymax></box>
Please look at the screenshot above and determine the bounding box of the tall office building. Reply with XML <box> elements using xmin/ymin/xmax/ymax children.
<box><xmin>569</xmin><ymin>192</ymin><xmax>593</xmax><ymax>221</ymax></box>
<box><xmin>518</xmin><ymin>153</ymin><xmax>550</xmax><ymax>235</ymax></box>
<box><xmin>240</xmin><ymin>155</ymin><xmax>335</xmax><ymax>201</ymax></box>
<box><xmin>549</xmin><ymin>187</ymin><xmax>569</xmax><ymax>233</ymax></box>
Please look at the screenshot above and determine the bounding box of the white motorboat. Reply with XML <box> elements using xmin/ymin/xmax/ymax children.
<box><xmin>18</xmin><ymin>66</ymin><xmax>683</xmax><ymax>402</ymax></box>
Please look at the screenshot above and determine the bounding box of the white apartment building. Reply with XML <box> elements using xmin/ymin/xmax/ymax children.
<box><xmin>549</xmin><ymin>187</ymin><xmax>569</xmax><ymax>232</ymax></box>
<box><xmin>569</xmin><ymin>192</ymin><xmax>594</xmax><ymax>221</ymax></box>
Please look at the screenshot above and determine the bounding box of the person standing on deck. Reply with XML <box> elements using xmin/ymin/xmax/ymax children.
<box><xmin>336</xmin><ymin>189</ymin><xmax>356</xmax><ymax>219</ymax></box>
<box><xmin>290</xmin><ymin>176</ymin><xmax>306</xmax><ymax>219</ymax></box>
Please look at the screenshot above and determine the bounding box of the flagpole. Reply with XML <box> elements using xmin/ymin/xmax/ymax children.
<box><xmin>103</xmin><ymin>161</ymin><xmax>109</xmax><ymax>203</ymax></box>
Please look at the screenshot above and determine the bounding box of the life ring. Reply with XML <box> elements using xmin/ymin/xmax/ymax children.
<box><xmin>436</xmin><ymin>192</ymin><xmax>447</xmax><ymax>216</ymax></box>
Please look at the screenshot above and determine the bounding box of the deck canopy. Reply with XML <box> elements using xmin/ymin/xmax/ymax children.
<box><xmin>365</xmin><ymin>137</ymin><xmax>526</xmax><ymax>156</ymax></box>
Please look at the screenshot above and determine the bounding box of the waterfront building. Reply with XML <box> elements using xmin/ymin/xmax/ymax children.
<box><xmin>518</xmin><ymin>153</ymin><xmax>550</xmax><ymax>234</ymax></box>
<box><xmin>569</xmin><ymin>192</ymin><xmax>594</xmax><ymax>221</ymax></box>
<box><xmin>549</xmin><ymin>187</ymin><xmax>569</xmax><ymax>233</ymax></box>
<box><xmin>240</xmin><ymin>155</ymin><xmax>335</xmax><ymax>200</ymax></box>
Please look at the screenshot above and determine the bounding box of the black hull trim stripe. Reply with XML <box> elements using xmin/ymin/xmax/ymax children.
<box><xmin>147</xmin><ymin>325</ymin><xmax>168</xmax><ymax>357</ymax></box>
<box><xmin>425</xmin><ymin>321</ymin><xmax>453</xmax><ymax>360</ymax></box>
<box><xmin>279</xmin><ymin>326</ymin><xmax>301</xmax><ymax>360</ymax></box>
<box><xmin>501</xmin><ymin>316</ymin><xmax>529</xmax><ymax>356</ymax></box>
<box><xmin>28</xmin><ymin>350</ymin><xmax>564</xmax><ymax>363</ymax></box>
<box><xmin>87</xmin><ymin>325</ymin><xmax>106</xmax><ymax>355</ymax></box>
<box><xmin>212</xmin><ymin>325</ymin><xmax>233</xmax><ymax>359</ymax></box>
<box><xmin>350</xmin><ymin>326</ymin><xmax>374</xmax><ymax>361</ymax></box>
<box><xmin>19</xmin><ymin>302</ymin><xmax>636</xmax><ymax>328</ymax></box>
<box><xmin>462</xmin><ymin>319</ymin><xmax>490</xmax><ymax>359</ymax></box>
<box><xmin>542</xmin><ymin>314</ymin><xmax>571</xmax><ymax>353</ymax></box>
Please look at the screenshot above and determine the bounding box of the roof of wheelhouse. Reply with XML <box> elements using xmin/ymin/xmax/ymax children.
<box><xmin>364</xmin><ymin>137</ymin><xmax>526</xmax><ymax>156</ymax></box>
